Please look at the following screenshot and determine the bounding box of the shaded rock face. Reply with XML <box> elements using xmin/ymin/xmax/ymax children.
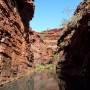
<box><xmin>0</xmin><ymin>0</ymin><xmax>34</xmax><ymax>81</ymax></box>
<box><xmin>16</xmin><ymin>0</ymin><xmax>35</xmax><ymax>31</ymax></box>
<box><xmin>56</xmin><ymin>0</ymin><xmax>90</xmax><ymax>90</ymax></box>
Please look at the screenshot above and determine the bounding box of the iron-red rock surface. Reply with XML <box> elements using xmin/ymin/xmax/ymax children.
<box><xmin>30</xmin><ymin>28</ymin><xmax>62</xmax><ymax>65</ymax></box>
<box><xmin>30</xmin><ymin>30</ymin><xmax>53</xmax><ymax>65</ymax></box>
<box><xmin>39</xmin><ymin>28</ymin><xmax>63</xmax><ymax>51</ymax></box>
<box><xmin>0</xmin><ymin>0</ymin><xmax>34</xmax><ymax>82</ymax></box>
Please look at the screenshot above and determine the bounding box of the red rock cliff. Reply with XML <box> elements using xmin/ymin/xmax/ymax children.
<box><xmin>57</xmin><ymin>0</ymin><xmax>90</xmax><ymax>90</ymax></box>
<box><xmin>30</xmin><ymin>28</ymin><xmax>62</xmax><ymax>65</ymax></box>
<box><xmin>0</xmin><ymin>0</ymin><xmax>34</xmax><ymax>82</ymax></box>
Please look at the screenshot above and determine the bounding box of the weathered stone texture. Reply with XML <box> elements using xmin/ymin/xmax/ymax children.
<box><xmin>57</xmin><ymin>0</ymin><xmax>90</xmax><ymax>90</ymax></box>
<box><xmin>0</xmin><ymin>0</ymin><xmax>34</xmax><ymax>82</ymax></box>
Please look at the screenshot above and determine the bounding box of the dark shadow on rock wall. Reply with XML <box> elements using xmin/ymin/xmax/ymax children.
<box><xmin>56</xmin><ymin>1</ymin><xmax>90</xmax><ymax>89</ymax></box>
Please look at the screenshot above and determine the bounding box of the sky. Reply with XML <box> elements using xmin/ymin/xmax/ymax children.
<box><xmin>30</xmin><ymin>0</ymin><xmax>82</xmax><ymax>32</ymax></box>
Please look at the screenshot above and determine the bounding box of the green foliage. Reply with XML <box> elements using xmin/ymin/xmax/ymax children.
<box><xmin>35</xmin><ymin>64</ymin><xmax>56</xmax><ymax>73</ymax></box>
<box><xmin>53</xmin><ymin>53</ymin><xmax>59</xmax><ymax>61</ymax></box>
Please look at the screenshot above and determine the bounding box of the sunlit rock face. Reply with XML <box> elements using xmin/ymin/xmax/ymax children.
<box><xmin>29</xmin><ymin>28</ymin><xmax>62</xmax><ymax>65</ymax></box>
<box><xmin>29</xmin><ymin>30</ymin><xmax>54</xmax><ymax>65</ymax></box>
<box><xmin>56</xmin><ymin>0</ymin><xmax>90</xmax><ymax>90</ymax></box>
<box><xmin>0</xmin><ymin>0</ymin><xmax>34</xmax><ymax>82</ymax></box>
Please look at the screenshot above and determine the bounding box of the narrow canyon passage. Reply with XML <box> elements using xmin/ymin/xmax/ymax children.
<box><xmin>0</xmin><ymin>0</ymin><xmax>90</xmax><ymax>90</ymax></box>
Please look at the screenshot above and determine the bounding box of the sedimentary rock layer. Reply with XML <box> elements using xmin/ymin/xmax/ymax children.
<box><xmin>0</xmin><ymin>0</ymin><xmax>34</xmax><ymax>81</ymax></box>
<box><xmin>57</xmin><ymin>0</ymin><xmax>90</xmax><ymax>90</ymax></box>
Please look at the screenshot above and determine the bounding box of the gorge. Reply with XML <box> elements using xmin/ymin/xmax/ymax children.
<box><xmin>0</xmin><ymin>0</ymin><xmax>90</xmax><ymax>90</ymax></box>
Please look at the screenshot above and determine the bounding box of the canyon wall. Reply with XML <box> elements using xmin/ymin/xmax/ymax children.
<box><xmin>0</xmin><ymin>0</ymin><xmax>34</xmax><ymax>82</ymax></box>
<box><xmin>56</xmin><ymin>0</ymin><xmax>90</xmax><ymax>90</ymax></box>
<box><xmin>39</xmin><ymin>28</ymin><xmax>62</xmax><ymax>51</ymax></box>
<box><xmin>30</xmin><ymin>30</ymin><xmax>54</xmax><ymax>65</ymax></box>
<box><xmin>30</xmin><ymin>28</ymin><xmax>61</xmax><ymax>65</ymax></box>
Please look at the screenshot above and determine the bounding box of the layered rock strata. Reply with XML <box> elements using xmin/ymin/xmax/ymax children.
<box><xmin>56</xmin><ymin>0</ymin><xmax>90</xmax><ymax>90</ymax></box>
<box><xmin>0</xmin><ymin>0</ymin><xmax>34</xmax><ymax>82</ymax></box>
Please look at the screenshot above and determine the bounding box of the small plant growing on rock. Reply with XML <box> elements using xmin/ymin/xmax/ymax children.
<box><xmin>53</xmin><ymin>53</ymin><xmax>60</xmax><ymax>61</ymax></box>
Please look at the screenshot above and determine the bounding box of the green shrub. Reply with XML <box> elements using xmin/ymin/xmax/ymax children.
<box><xmin>53</xmin><ymin>53</ymin><xmax>59</xmax><ymax>61</ymax></box>
<box><xmin>35</xmin><ymin>64</ymin><xmax>56</xmax><ymax>73</ymax></box>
